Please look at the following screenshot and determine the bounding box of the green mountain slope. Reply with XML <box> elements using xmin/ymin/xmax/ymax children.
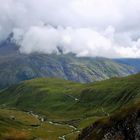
<box><xmin>1</xmin><ymin>73</ymin><xmax>140</xmax><ymax>117</ymax></box>
<box><xmin>0</xmin><ymin>108</ymin><xmax>74</xmax><ymax>140</ymax></box>
<box><xmin>0</xmin><ymin>38</ymin><xmax>136</xmax><ymax>89</ymax></box>
<box><xmin>0</xmin><ymin>73</ymin><xmax>140</xmax><ymax>139</ymax></box>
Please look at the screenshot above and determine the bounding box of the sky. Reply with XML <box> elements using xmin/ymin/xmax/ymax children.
<box><xmin>1</xmin><ymin>0</ymin><xmax>140</xmax><ymax>58</ymax></box>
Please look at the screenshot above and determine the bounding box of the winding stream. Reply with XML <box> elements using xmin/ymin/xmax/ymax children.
<box><xmin>48</xmin><ymin>121</ymin><xmax>80</xmax><ymax>140</ymax></box>
<box><xmin>26</xmin><ymin>111</ymin><xmax>80</xmax><ymax>140</ymax></box>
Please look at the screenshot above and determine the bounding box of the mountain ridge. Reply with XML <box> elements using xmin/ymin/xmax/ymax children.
<box><xmin>0</xmin><ymin>37</ymin><xmax>136</xmax><ymax>89</ymax></box>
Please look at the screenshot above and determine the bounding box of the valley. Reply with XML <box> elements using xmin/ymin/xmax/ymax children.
<box><xmin>0</xmin><ymin>107</ymin><xmax>79</xmax><ymax>140</ymax></box>
<box><xmin>0</xmin><ymin>73</ymin><xmax>140</xmax><ymax>139</ymax></box>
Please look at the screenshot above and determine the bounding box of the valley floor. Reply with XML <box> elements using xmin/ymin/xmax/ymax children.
<box><xmin>0</xmin><ymin>107</ymin><xmax>81</xmax><ymax>140</ymax></box>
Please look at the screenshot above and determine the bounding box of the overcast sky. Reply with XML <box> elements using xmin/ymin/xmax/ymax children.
<box><xmin>1</xmin><ymin>0</ymin><xmax>140</xmax><ymax>58</ymax></box>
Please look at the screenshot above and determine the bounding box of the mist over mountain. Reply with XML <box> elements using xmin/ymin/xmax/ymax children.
<box><xmin>0</xmin><ymin>36</ymin><xmax>137</xmax><ymax>89</ymax></box>
<box><xmin>1</xmin><ymin>0</ymin><xmax>140</xmax><ymax>58</ymax></box>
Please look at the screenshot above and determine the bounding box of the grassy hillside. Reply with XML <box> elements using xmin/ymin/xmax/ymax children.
<box><xmin>0</xmin><ymin>73</ymin><xmax>140</xmax><ymax>139</ymax></box>
<box><xmin>1</xmin><ymin>74</ymin><xmax>140</xmax><ymax>118</ymax></box>
<box><xmin>0</xmin><ymin>108</ymin><xmax>75</xmax><ymax>140</ymax></box>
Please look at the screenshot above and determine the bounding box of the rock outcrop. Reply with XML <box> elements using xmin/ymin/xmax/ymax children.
<box><xmin>77</xmin><ymin>109</ymin><xmax>140</xmax><ymax>140</ymax></box>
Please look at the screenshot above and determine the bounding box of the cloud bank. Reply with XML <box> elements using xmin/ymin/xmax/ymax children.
<box><xmin>1</xmin><ymin>0</ymin><xmax>140</xmax><ymax>58</ymax></box>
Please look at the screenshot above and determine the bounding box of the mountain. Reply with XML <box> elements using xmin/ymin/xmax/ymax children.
<box><xmin>0</xmin><ymin>37</ymin><xmax>136</xmax><ymax>89</ymax></box>
<box><xmin>114</xmin><ymin>58</ymin><xmax>140</xmax><ymax>71</ymax></box>
<box><xmin>0</xmin><ymin>73</ymin><xmax>140</xmax><ymax>139</ymax></box>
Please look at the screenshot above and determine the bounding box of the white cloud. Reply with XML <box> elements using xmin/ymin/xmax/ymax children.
<box><xmin>1</xmin><ymin>0</ymin><xmax>140</xmax><ymax>58</ymax></box>
<box><xmin>17</xmin><ymin>25</ymin><xmax>124</xmax><ymax>58</ymax></box>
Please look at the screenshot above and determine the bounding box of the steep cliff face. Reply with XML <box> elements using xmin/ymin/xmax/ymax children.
<box><xmin>77</xmin><ymin>107</ymin><xmax>140</xmax><ymax>140</ymax></box>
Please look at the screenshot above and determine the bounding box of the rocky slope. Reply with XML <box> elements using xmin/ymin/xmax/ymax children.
<box><xmin>0</xmin><ymin>37</ymin><xmax>136</xmax><ymax>89</ymax></box>
<box><xmin>77</xmin><ymin>105</ymin><xmax>140</xmax><ymax>140</ymax></box>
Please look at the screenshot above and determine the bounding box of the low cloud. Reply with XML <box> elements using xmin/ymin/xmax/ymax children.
<box><xmin>12</xmin><ymin>25</ymin><xmax>140</xmax><ymax>58</ymax></box>
<box><xmin>1</xmin><ymin>0</ymin><xmax>140</xmax><ymax>58</ymax></box>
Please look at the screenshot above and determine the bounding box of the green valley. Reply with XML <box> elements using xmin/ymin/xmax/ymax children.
<box><xmin>0</xmin><ymin>73</ymin><xmax>140</xmax><ymax>139</ymax></box>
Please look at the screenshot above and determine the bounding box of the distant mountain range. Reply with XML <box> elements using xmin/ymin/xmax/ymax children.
<box><xmin>0</xmin><ymin>35</ymin><xmax>139</xmax><ymax>89</ymax></box>
<box><xmin>114</xmin><ymin>58</ymin><xmax>140</xmax><ymax>71</ymax></box>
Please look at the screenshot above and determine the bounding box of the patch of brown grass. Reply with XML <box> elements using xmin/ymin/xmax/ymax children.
<box><xmin>2</xmin><ymin>129</ymin><xmax>30</xmax><ymax>140</ymax></box>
